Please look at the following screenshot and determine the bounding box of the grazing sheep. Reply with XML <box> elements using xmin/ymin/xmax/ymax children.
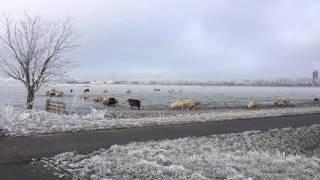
<box><xmin>126</xmin><ymin>90</ymin><xmax>132</xmax><ymax>94</ymax></box>
<box><xmin>248</xmin><ymin>101</ymin><xmax>258</xmax><ymax>109</ymax></box>
<box><xmin>92</xmin><ymin>96</ymin><xmax>105</xmax><ymax>103</ymax></box>
<box><xmin>103</xmin><ymin>97</ymin><xmax>118</xmax><ymax>106</ymax></box>
<box><xmin>314</xmin><ymin>98</ymin><xmax>320</xmax><ymax>104</ymax></box>
<box><xmin>183</xmin><ymin>99</ymin><xmax>200</xmax><ymax>110</ymax></box>
<box><xmin>84</xmin><ymin>89</ymin><xmax>90</xmax><ymax>93</ymax></box>
<box><xmin>54</xmin><ymin>91</ymin><xmax>64</xmax><ymax>97</ymax></box>
<box><xmin>170</xmin><ymin>101</ymin><xmax>184</xmax><ymax>110</ymax></box>
<box><xmin>46</xmin><ymin>90</ymin><xmax>56</xmax><ymax>97</ymax></box>
<box><xmin>274</xmin><ymin>98</ymin><xmax>290</xmax><ymax>107</ymax></box>
<box><xmin>154</xmin><ymin>88</ymin><xmax>161</xmax><ymax>92</ymax></box>
<box><xmin>46</xmin><ymin>89</ymin><xmax>64</xmax><ymax>97</ymax></box>
<box><xmin>127</xmin><ymin>99</ymin><xmax>141</xmax><ymax>110</ymax></box>
<box><xmin>70</xmin><ymin>89</ymin><xmax>73</xmax><ymax>93</ymax></box>
<box><xmin>103</xmin><ymin>90</ymin><xmax>108</xmax><ymax>93</ymax></box>
<box><xmin>170</xmin><ymin>99</ymin><xmax>200</xmax><ymax>110</ymax></box>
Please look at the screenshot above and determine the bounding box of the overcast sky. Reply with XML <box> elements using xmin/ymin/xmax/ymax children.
<box><xmin>1</xmin><ymin>0</ymin><xmax>320</xmax><ymax>81</ymax></box>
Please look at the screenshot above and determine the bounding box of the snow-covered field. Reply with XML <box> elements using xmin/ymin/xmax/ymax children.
<box><xmin>1</xmin><ymin>84</ymin><xmax>320</xmax><ymax>112</ymax></box>
<box><xmin>1</xmin><ymin>105</ymin><xmax>320</xmax><ymax>137</ymax></box>
<box><xmin>1</xmin><ymin>84</ymin><xmax>320</xmax><ymax>137</ymax></box>
<box><xmin>41</xmin><ymin>125</ymin><xmax>320</xmax><ymax>180</ymax></box>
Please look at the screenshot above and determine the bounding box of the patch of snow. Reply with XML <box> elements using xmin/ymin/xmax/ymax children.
<box><xmin>1</xmin><ymin>105</ymin><xmax>320</xmax><ymax>136</ymax></box>
<box><xmin>0</xmin><ymin>106</ymin><xmax>320</xmax><ymax>136</ymax></box>
<box><xmin>41</xmin><ymin>125</ymin><xmax>320</xmax><ymax>179</ymax></box>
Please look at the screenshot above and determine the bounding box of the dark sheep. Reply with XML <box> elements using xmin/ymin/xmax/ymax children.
<box><xmin>314</xmin><ymin>98</ymin><xmax>320</xmax><ymax>103</ymax></box>
<box><xmin>103</xmin><ymin>97</ymin><xmax>118</xmax><ymax>106</ymax></box>
<box><xmin>84</xmin><ymin>89</ymin><xmax>90</xmax><ymax>93</ymax></box>
<box><xmin>127</xmin><ymin>99</ymin><xmax>141</xmax><ymax>110</ymax></box>
<box><xmin>70</xmin><ymin>89</ymin><xmax>73</xmax><ymax>93</ymax></box>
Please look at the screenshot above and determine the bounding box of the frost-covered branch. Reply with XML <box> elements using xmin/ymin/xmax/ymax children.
<box><xmin>0</xmin><ymin>14</ymin><xmax>80</xmax><ymax>109</ymax></box>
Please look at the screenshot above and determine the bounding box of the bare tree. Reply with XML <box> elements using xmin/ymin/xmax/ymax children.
<box><xmin>0</xmin><ymin>14</ymin><xmax>79</xmax><ymax>109</ymax></box>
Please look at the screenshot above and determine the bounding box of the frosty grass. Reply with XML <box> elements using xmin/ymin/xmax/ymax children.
<box><xmin>1</xmin><ymin>105</ymin><xmax>320</xmax><ymax>136</ymax></box>
<box><xmin>41</xmin><ymin>125</ymin><xmax>320</xmax><ymax>180</ymax></box>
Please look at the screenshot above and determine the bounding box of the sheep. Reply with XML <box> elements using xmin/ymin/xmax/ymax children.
<box><xmin>84</xmin><ymin>89</ymin><xmax>90</xmax><ymax>93</ymax></box>
<box><xmin>274</xmin><ymin>98</ymin><xmax>290</xmax><ymax>107</ymax></box>
<box><xmin>127</xmin><ymin>99</ymin><xmax>141</xmax><ymax>110</ymax></box>
<box><xmin>46</xmin><ymin>90</ymin><xmax>56</xmax><ymax>97</ymax></box>
<box><xmin>92</xmin><ymin>96</ymin><xmax>105</xmax><ymax>103</ymax></box>
<box><xmin>154</xmin><ymin>88</ymin><xmax>161</xmax><ymax>92</ymax></box>
<box><xmin>248</xmin><ymin>101</ymin><xmax>258</xmax><ymax>109</ymax></box>
<box><xmin>170</xmin><ymin>99</ymin><xmax>200</xmax><ymax>110</ymax></box>
<box><xmin>46</xmin><ymin>89</ymin><xmax>64</xmax><ymax>97</ymax></box>
<box><xmin>103</xmin><ymin>97</ymin><xmax>118</xmax><ymax>106</ymax></box>
<box><xmin>126</xmin><ymin>90</ymin><xmax>132</xmax><ymax>94</ymax></box>
<box><xmin>54</xmin><ymin>91</ymin><xmax>64</xmax><ymax>97</ymax></box>
<box><xmin>170</xmin><ymin>101</ymin><xmax>184</xmax><ymax>110</ymax></box>
<box><xmin>185</xmin><ymin>99</ymin><xmax>200</xmax><ymax>110</ymax></box>
<box><xmin>46</xmin><ymin>89</ymin><xmax>58</xmax><ymax>96</ymax></box>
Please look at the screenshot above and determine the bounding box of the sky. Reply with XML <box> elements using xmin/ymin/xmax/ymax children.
<box><xmin>1</xmin><ymin>0</ymin><xmax>320</xmax><ymax>81</ymax></box>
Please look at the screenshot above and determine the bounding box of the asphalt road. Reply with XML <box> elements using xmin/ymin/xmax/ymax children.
<box><xmin>1</xmin><ymin>113</ymin><xmax>320</xmax><ymax>179</ymax></box>
<box><xmin>0</xmin><ymin>161</ymin><xmax>64</xmax><ymax>180</ymax></box>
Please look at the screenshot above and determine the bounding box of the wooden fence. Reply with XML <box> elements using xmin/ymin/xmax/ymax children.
<box><xmin>45</xmin><ymin>99</ymin><xmax>66</xmax><ymax>113</ymax></box>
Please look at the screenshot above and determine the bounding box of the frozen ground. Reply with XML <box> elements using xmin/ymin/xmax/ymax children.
<box><xmin>1</xmin><ymin>105</ymin><xmax>320</xmax><ymax>137</ymax></box>
<box><xmin>1</xmin><ymin>84</ymin><xmax>320</xmax><ymax>112</ymax></box>
<box><xmin>41</xmin><ymin>125</ymin><xmax>320</xmax><ymax>180</ymax></box>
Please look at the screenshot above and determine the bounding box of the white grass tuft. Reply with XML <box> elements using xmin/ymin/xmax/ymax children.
<box><xmin>1</xmin><ymin>105</ymin><xmax>320</xmax><ymax>136</ymax></box>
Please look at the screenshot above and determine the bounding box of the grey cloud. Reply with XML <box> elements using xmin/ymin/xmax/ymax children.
<box><xmin>1</xmin><ymin>0</ymin><xmax>320</xmax><ymax>80</ymax></box>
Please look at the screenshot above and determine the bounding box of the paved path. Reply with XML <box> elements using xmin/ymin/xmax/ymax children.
<box><xmin>0</xmin><ymin>161</ymin><xmax>63</xmax><ymax>180</ymax></box>
<box><xmin>1</xmin><ymin>113</ymin><xmax>320</xmax><ymax>179</ymax></box>
<box><xmin>1</xmin><ymin>113</ymin><xmax>320</xmax><ymax>164</ymax></box>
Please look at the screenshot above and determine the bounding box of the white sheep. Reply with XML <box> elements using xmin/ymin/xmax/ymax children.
<box><xmin>248</xmin><ymin>101</ymin><xmax>258</xmax><ymax>109</ymax></box>
<box><xmin>170</xmin><ymin>99</ymin><xmax>200</xmax><ymax>110</ymax></box>
<box><xmin>274</xmin><ymin>98</ymin><xmax>290</xmax><ymax>107</ymax></box>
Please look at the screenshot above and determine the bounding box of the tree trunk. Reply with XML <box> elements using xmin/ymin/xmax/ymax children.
<box><xmin>26</xmin><ymin>89</ymin><xmax>35</xmax><ymax>109</ymax></box>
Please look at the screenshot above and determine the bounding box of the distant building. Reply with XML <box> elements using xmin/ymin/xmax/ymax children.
<box><xmin>313</xmin><ymin>71</ymin><xmax>319</xmax><ymax>85</ymax></box>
